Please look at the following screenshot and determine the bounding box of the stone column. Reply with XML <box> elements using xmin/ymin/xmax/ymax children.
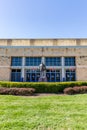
<box><xmin>61</xmin><ymin>57</ymin><xmax>65</xmax><ymax>81</ymax></box>
<box><xmin>21</xmin><ymin>57</ymin><xmax>25</xmax><ymax>82</ymax></box>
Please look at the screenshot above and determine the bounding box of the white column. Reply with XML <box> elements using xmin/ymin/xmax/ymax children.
<box><xmin>62</xmin><ymin>57</ymin><xmax>65</xmax><ymax>81</ymax></box>
<box><xmin>21</xmin><ymin>57</ymin><xmax>25</xmax><ymax>82</ymax></box>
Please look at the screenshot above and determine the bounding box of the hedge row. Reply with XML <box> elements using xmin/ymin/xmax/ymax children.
<box><xmin>64</xmin><ymin>86</ymin><xmax>87</xmax><ymax>95</ymax></box>
<box><xmin>0</xmin><ymin>87</ymin><xmax>35</xmax><ymax>96</ymax></box>
<box><xmin>0</xmin><ymin>81</ymin><xmax>87</xmax><ymax>93</ymax></box>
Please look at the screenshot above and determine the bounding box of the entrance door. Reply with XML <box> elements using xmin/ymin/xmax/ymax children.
<box><xmin>11</xmin><ymin>69</ymin><xmax>21</xmax><ymax>82</ymax></box>
<box><xmin>55</xmin><ymin>70</ymin><xmax>60</xmax><ymax>82</ymax></box>
<box><xmin>36</xmin><ymin>72</ymin><xmax>40</xmax><ymax>82</ymax></box>
<box><xmin>31</xmin><ymin>72</ymin><xmax>36</xmax><ymax>82</ymax></box>
<box><xmin>26</xmin><ymin>69</ymin><xmax>40</xmax><ymax>82</ymax></box>
<box><xmin>46</xmin><ymin>69</ymin><xmax>61</xmax><ymax>82</ymax></box>
<box><xmin>26</xmin><ymin>69</ymin><xmax>61</xmax><ymax>82</ymax></box>
<box><xmin>66</xmin><ymin>70</ymin><xmax>76</xmax><ymax>81</ymax></box>
<box><xmin>26</xmin><ymin>73</ymin><xmax>31</xmax><ymax>82</ymax></box>
<box><xmin>46</xmin><ymin>70</ymin><xmax>51</xmax><ymax>82</ymax></box>
<box><xmin>50</xmin><ymin>70</ymin><xmax>55</xmax><ymax>82</ymax></box>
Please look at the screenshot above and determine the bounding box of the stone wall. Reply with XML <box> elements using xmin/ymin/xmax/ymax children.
<box><xmin>76</xmin><ymin>56</ymin><xmax>87</xmax><ymax>65</ymax></box>
<box><xmin>76</xmin><ymin>68</ymin><xmax>87</xmax><ymax>81</ymax></box>
<box><xmin>0</xmin><ymin>67</ymin><xmax>11</xmax><ymax>81</ymax></box>
<box><xmin>0</xmin><ymin>56</ymin><xmax>11</xmax><ymax>66</ymax></box>
<box><xmin>76</xmin><ymin>56</ymin><xmax>87</xmax><ymax>81</ymax></box>
<box><xmin>0</xmin><ymin>56</ymin><xmax>11</xmax><ymax>81</ymax></box>
<box><xmin>4</xmin><ymin>47</ymin><xmax>87</xmax><ymax>57</ymax></box>
<box><xmin>0</xmin><ymin>39</ymin><xmax>87</xmax><ymax>46</ymax></box>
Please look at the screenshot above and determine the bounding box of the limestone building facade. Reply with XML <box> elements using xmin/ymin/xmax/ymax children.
<box><xmin>0</xmin><ymin>39</ymin><xmax>87</xmax><ymax>82</ymax></box>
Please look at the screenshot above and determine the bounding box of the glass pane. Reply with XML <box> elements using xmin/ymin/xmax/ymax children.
<box><xmin>65</xmin><ymin>57</ymin><xmax>75</xmax><ymax>66</ymax></box>
<box><xmin>46</xmin><ymin>57</ymin><xmax>61</xmax><ymax>66</ymax></box>
<box><xmin>11</xmin><ymin>57</ymin><xmax>22</xmax><ymax>66</ymax></box>
<box><xmin>25</xmin><ymin>57</ymin><xmax>41</xmax><ymax>66</ymax></box>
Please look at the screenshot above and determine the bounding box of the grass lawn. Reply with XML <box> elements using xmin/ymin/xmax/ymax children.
<box><xmin>0</xmin><ymin>94</ymin><xmax>87</xmax><ymax>130</ymax></box>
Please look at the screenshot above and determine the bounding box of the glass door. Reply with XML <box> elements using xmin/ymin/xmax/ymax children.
<box><xmin>11</xmin><ymin>69</ymin><xmax>21</xmax><ymax>82</ymax></box>
<box><xmin>26</xmin><ymin>69</ymin><xmax>40</xmax><ymax>82</ymax></box>
<box><xmin>46</xmin><ymin>69</ymin><xmax>61</xmax><ymax>82</ymax></box>
<box><xmin>46</xmin><ymin>69</ymin><xmax>51</xmax><ymax>82</ymax></box>
<box><xmin>50</xmin><ymin>70</ymin><xmax>55</xmax><ymax>82</ymax></box>
<box><xmin>31</xmin><ymin>72</ymin><xmax>36</xmax><ymax>82</ymax></box>
<box><xmin>26</xmin><ymin>73</ymin><xmax>31</xmax><ymax>82</ymax></box>
<box><xmin>36</xmin><ymin>73</ymin><xmax>40</xmax><ymax>82</ymax></box>
<box><xmin>66</xmin><ymin>70</ymin><xmax>76</xmax><ymax>81</ymax></box>
<box><xmin>56</xmin><ymin>70</ymin><xmax>60</xmax><ymax>82</ymax></box>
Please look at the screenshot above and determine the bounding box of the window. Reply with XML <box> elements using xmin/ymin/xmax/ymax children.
<box><xmin>25</xmin><ymin>57</ymin><xmax>41</xmax><ymax>66</ymax></box>
<box><xmin>65</xmin><ymin>57</ymin><xmax>75</xmax><ymax>66</ymax></box>
<box><xmin>11</xmin><ymin>57</ymin><xmax>22</xmax><ymax>66</ymax></box>
<box><xmin>66</xmin><ymin>69</ymin><xmax>76</xmax><ymax>81</ymax></box>
<box><xmin>11</xmin><ymin>69</ymin><xmax>21</xmax><ymax>82</ymax></box>
<box><xmin>46</xmin><ymin>69</ymin><xmax>61</xmax><ymax>82</ymax></box>
<box><xmin>45</xmin><ymin>57</ymin><xmax>61</xmax><ymax>66</ymax></box>
<box><xmin>26</xmin><ymin>69</ymin><xmax>40</xmax><ymax>82</ymax></box>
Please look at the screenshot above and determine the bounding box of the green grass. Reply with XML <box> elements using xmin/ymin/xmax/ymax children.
<box><xmin>0</xmin><ymin>94</ymin><xmax>87</xmax><ymax>130</ymax></box>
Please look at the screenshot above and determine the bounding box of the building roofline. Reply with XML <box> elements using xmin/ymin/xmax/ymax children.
<box><xmin>0</xmin><ymin>38</ymin><xmax>87</xmax><ymax>40</ymax></box>
<box><xmin>0</xmin><ymin>45</ymin><xmax>87</xmax><ymax>48</ymax></box>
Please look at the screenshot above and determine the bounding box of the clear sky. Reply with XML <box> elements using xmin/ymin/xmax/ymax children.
<box><xmin>0</xmin><ymin>0</ymin><xmax>87</xmax><ymax>38</ymax></box>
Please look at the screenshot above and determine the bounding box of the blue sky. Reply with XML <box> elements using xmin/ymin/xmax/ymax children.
<box><xmin>0</xmin><ymin>0</ymin><xmax>87</xmax><ymax>38</ymax></box>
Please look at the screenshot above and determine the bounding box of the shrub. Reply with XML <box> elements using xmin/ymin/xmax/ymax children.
<box><xmin>64</xmin><ymin>87</ymin><xmax>75</xmax><ymax>95</ymax></box>
<box><xmin>0</xmin><ymin>87</ymin><xmax>35</xmax><ymax>96</ymax></box>
<box><xmin>0</xmin><ymin>88</ymin><xmax>10</xmax><ymax>95</ymax></box>
<box><xmin>64</xmin><ymin>86</ymin><xmax>87</xmax><ymax>95</ymax></box>
<box><xmin>0</xmin><ymin>81</ymin><xmax>87</xmax><ymax>93</ymax></box>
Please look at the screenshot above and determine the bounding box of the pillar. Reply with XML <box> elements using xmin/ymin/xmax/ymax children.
<box><xmin>62</xmin><ymin>57</ymin><xmax>65</xmax><ymax>81</ymax></box>
<box><xmin>21</xmin><ymin>57</ymin><xmax>25</xmax><ymax>82</ymax></box>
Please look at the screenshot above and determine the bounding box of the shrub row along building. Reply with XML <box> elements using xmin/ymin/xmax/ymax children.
<box><xmin>0</xmin><ymin>39</ymin><xmax>87</xmax><ymax>82</ymax></box>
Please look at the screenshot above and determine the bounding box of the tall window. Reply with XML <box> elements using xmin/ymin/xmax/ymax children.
<box><xmin>11</xmin><ymin>57</ymin><xmax>22</xmax><ymax>66</ymax></box>
<box><xmin>65</xmin><ymin>57</ymin><xmax>75</xmax><ymax>66</ymax></box>
<box><xmin>45</xmin><ymin>57</ymin><xmax>61</xmax><ymax>66</ymax></box>
<box><xmin>25</xmin><ymin>57</ymin><xmax>41</xmax><ymax>66</ymax></box>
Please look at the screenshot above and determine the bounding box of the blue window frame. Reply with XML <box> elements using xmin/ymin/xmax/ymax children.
<box><xmin>65</xmin><ymin>57</ymin><xmax>75</xmax><ymax>66</ymax></box>
<box><xmin>25</xmin><ymin>57</ymin><xmax>41</xmax><ymax>66</ymax></box>
<box><xmin>45</xmin><ymin>57</ymin><xmax>61</xmax><ymax>66</ymax></box>
<box><xmin>11</xmin><ymin>57</ymin><xmax>22</xmax><ymax>66</ymax></box>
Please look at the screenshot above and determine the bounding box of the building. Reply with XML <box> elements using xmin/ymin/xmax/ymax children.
<box><xmin>0</xmin><ymin>39</ymin><xmax>87</xmax><ymax>82</ymax></box>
